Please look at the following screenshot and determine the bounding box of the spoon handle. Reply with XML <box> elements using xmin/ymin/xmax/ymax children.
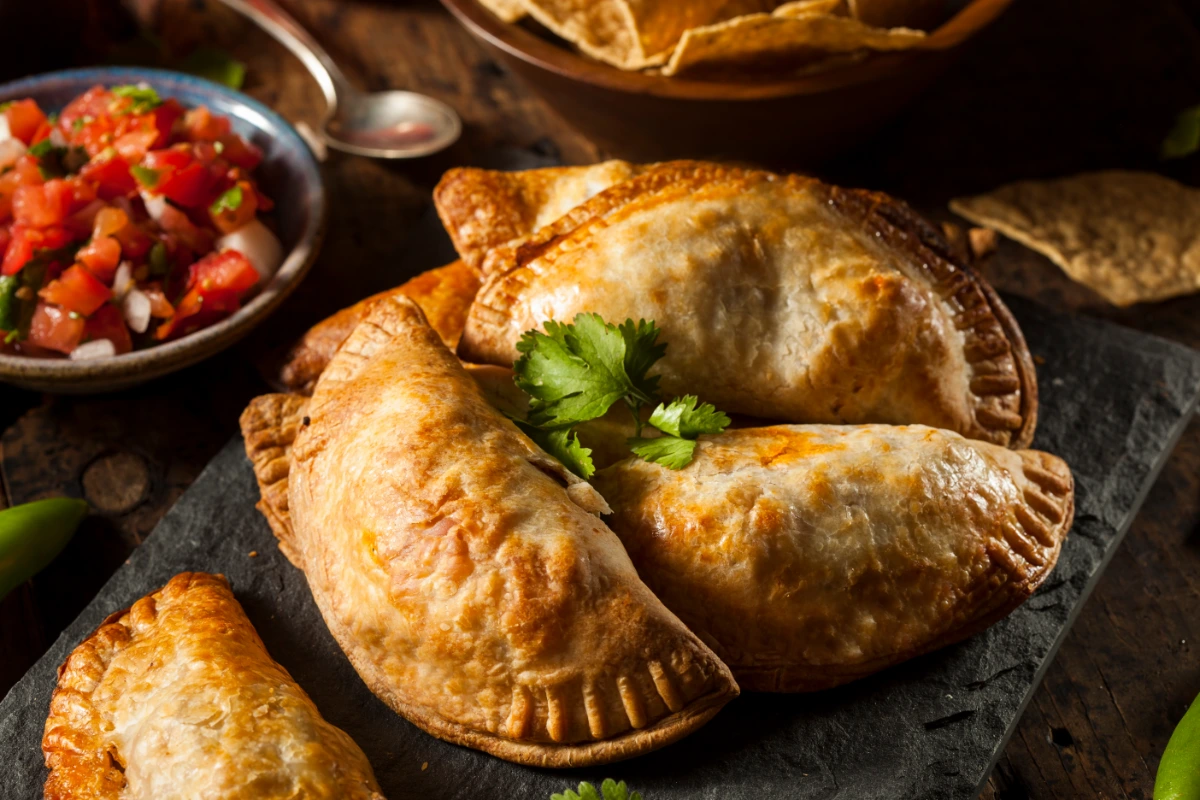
<box><xmin>215</xmin><ymin>0</ymin><xmax>352</xmax><ymax>112</ymax></box>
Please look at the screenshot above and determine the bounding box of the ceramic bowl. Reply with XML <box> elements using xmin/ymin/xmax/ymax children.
<box><xmin>439</xmin><ymin>0</ymin><xmax>1014</xmax><ymax>164</ymax></box>
<box><xmin>0</xmin><ymin>67</ymin><xmax>325</xmax><ymax>393</ymax></box>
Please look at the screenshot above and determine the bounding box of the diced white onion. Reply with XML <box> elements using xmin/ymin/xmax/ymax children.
<box><xmin>216</xmin><ymin>220</ymin><xmax>283</xmax><ymax>283</ymax></box>
<box><xmin>140</xmin><ymin>191</ymin><xmax>167</xmax><ymax>223</ymax></box>
<box><xmin>70</xmin><ymin>339</ymin><xmax>117</xmax><ymax>360</ymax></box>
<box><xmin>0</xmin><ymin>137</ymin><xmax>25</xmax><ymax>169</ymax></box>
<box><xmin>112</xmin><ymin>261</ymin><xmax>134</xmax><ymax>299</ymax></box>
<box><xmin>0</xmin><ymin>115</ymin><xmax>11</xmax><ymax>143</ymax></box>
<box><xmin>48</xmin><ymin>128</ymin><xmax>67</xmax><ymax>148</ymax></box>
<box><xmin>121</xmin><ymin>288</ymin><xmax>151</xmax><ymax>334</ymax></box>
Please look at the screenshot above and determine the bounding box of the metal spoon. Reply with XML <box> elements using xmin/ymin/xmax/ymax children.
<box><xmin>217</xmin><ymin>0</ymin><xmax>462</xmax><ymax>158</ymax></box>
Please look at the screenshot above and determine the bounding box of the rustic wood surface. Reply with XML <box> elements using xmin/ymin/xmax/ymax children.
<box><xmin>2</xmin><ymin>0</ymin><xmax>1200</xmax><ymax>797</ymax></box>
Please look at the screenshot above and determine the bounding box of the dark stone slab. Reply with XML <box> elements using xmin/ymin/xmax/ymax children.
<box><xmin>2</xmin><ymin>298</ymin><xmax>1199</xmax><ymax>800</ymax></box>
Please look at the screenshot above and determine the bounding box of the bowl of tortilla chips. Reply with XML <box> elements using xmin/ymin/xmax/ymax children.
<box><xmin>440</xmin><ymin>0</ymin><xmax>1013</xmax><ymax>162</ymax></box>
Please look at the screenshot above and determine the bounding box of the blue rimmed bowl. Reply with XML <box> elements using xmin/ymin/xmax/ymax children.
<box><xmin>0</xmin><ymin>67</ymin><xmax>325</xmax><ymax>393</ymax></box>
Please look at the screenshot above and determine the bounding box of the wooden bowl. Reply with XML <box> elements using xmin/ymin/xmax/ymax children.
<box><xmin>439</xmin><ymin>0</ymin><xmax>1014</xmax><ymax>164</ymax></box>
<box><xmin>0</xmin><ymin>68</ymin><xmax>325</xmax><ymax>394</ymax></box>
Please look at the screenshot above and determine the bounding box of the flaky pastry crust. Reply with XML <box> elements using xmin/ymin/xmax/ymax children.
<box><xmin>240</xmin><ymin>295</ymin><xmax>737</xmax><ymax>767</ymax></box>
<box><xmin>42</xmin><ymin>572</ymin><xmax>384</xmax><ymax>800</ymax></box>
<box><xmin>458</xmin><ymin>161</ymin><xmax>1036</xmax><ymax>448</ymax></box>
<box><xmin>279</xmin><ymin>259</ymin><xmax>482</xmax><ymax>394</ymax></box>
<box><xmin>591</xmin><ymin>425</ymin><xmax>1073</xmax><ymax>692</ymax></box>
<box><xmin>433</xmin><ymin>161</ymin><xmax>646</xmax><ymax>272</ymax></box>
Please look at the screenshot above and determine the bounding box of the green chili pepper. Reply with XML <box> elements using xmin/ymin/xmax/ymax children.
<box><xmin>0</xmin><ymin>274</ymin><xmax>18</xmax><ymax>333</ymax></box>
<box><xmin>1156</xmin><ymin>693</ymin><xmax>1200</xmax><ymax>800</ymax></box>
<box><xmin>0</xmin><ymin>498</ymin><xmax>89</xmax><ymax>601</ymax></box>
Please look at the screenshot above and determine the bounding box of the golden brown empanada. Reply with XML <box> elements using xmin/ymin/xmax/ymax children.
<box><xmin>459</xmin><ymin>161</ymin><xmax>1037</xmax><ymax>448</ymax></box>
<box><xmin>280</xmin><ymin>259</ymin><xmax>481</xmax><ymax>394</ymax></box>
<box><xmin>434</xmin><ymin>161</ymin><xmax>647</xmax><ymax>272</ymax></box>
<box><xmin>590</xmin><ymin>424</ymin><xmax>1074</xmax><ymax>692</ymax></box>
<box><xmin>240</xmin><ymin>295</ymin><xmax>738</xmax><ymax>767</ymax></box>
<box><xmin>42</xmin><ymin>572</ymin><xmax>384</xmax><ymax>800</ymax></box>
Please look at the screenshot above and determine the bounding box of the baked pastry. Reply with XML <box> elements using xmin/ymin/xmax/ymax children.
<box><xmin>42</xmin><ymin>572</ymin><xmax>384</xmax><ymax>800</ymax></box>
<box><xmin>240</xmin><ymin>295</ymin><xmax>738</xmax><ymax>767</ymax></box>
<box><xmin>590</xmin><ymin>424</ymin><xmax>1074</xmax><ymax>692</ymax></box>
<box><xmin>281</xmin><ymin>160</ymin><xmax>650</xmax><ymax>393</ymax></box>
<box><xmin>280</xmin><ymin>259</ymin><xmax>481</xmax><ymax>394</ymax></box>
<box><xmin>434</xmin><ymin>160</ymin><xmax>645</xmax><ymax>272</ymax></box>
<box><xmin>458</xmin><ymin>161</ymin><xmax>1037</xmax><ymax>448</ymax></box>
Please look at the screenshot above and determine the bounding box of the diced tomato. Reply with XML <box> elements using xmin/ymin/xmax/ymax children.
<box><xmin>4</xmin><ymin>100</ymin><xmax>46</xmax><ymax>145</ymax></box>
<box><xmin>79</xmin><ymin>156</ymin><xmax>137</xmax><ymax>199</ymax></box>
<box><xmin>142</xmin><ymin>284</ymin><xmax>174</xmax><ymax>318</ymax></box>
<box><xmin>150</xmin><ymin>99</ymin><xmax>184</xmax><ymax>147</ymax></box>
<box><xmin>82</xmin><ymin>304</ymin><xmax>132</xmax><ymax>354</ymax></box>
<box><xmin>142</xmin><ymin>147</ymin><xmax>192</xmax><ymax>173</ymax></box>
<box><xmin>0</xmin><ymin>228</ymin><xmax>9</xmax><ymax>256</ymax></box>
<box><xmin>216</xmin><ymin>134</ymin><xmax>262</xmax><ymax>171</ymax></box>
<box><xmin>111</xmin><ymin>222</ymin><xmax>153</xmax><ymax>260</ymax></box>
<box><xmin>76</xmin><ymin>237</ymin><xmax>121</xmax><ymax>281</ymax></box>
<box><xmin>0</xmin><ymin>170</ymin><xmax>21</xmax><ymax>223</ymax></box>
<box><xmin>114</xmin><ymin>129</ymin><xmax>160</xmax><ymax>163</ymax></box>
<box><xmin>2</xmin><ymin>228</ymin><xmax>35</xmax><ymax>275</ymax></box>
<box><xmin>59</xmin><ymin>86</ymin><xmax>110</xmax><ymax>132</ymax></box>
<box><xmin>158</xmin><ymin>203</ymin><xmax>212</xmax><ymax>253</ymax></box>
<box><xmin>13</xmin><ymin>180</ymin><xmax>74</xmax><ymax>228</ymax></box>
<box><xmin>29</xmin><ymin>120</ymin><xmax>54</xmax><ymax>146</ymax></box>
<box><xmin>182</xmin><ymin>106</ymin><xmax>231</xmax><ymax>143</ymax></box>
<box><xmin>39</xmin><ymin>264</ymin><xmax>111</xmax><ymax>315</ymax></box>
<box><xmin>191</xmin><ymin>250</ymin><xmax>258</xmax><ymax>295</ymax></box>
<box><xmin>92</xmin><ymin>207</ymin><xmax>129</xmax><ymax>240</ymax></box>
<box><xmin>11</xmin><ymin>154</ymin><xmax>43</xmax><ymax>186</ymax></box>
<box><xmin>210</xmin><ymin>181</ymin><xmax>258</xmax><ymax>234</ymax></box>
<box><xmin>27</xmin><ymin>302</ymin><xmax>84</xmax><ymax>354</ymax></box>
<box><xmin>158</xmin><ymin>162</ymin><xmax>216</xmax><ymax>208</ymax></box>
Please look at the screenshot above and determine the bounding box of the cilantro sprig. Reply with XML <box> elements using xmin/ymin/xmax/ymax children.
<box><xmin>552</xmin><ymin>779</ymin><xmax>643</xmax><ymax>800</ymax></box>
<box><xmin>1163</xmin><ymin>104</ymin><xmax>1200</xmax><ymax>160</ymax></box>
<box><xmin>512</xmin><ymin>314</ymin><xmax>728</xmax><ymax>475</ymax></box>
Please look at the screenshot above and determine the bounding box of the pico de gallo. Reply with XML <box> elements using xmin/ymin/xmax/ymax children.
<box><xmin>0</xmin><ymin>84</ymin><xmax>284</xmax><ymax>360</ymax></box>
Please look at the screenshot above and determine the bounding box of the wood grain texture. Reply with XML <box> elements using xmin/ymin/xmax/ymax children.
<box><xmin>2</xmin><ymin>0</ymin><xmax>1200</xmax><ymax>797</ymax></box>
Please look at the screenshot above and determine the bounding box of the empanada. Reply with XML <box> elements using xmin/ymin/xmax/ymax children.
<box><xmin>240</xmin><ymin>295</ymin><xmax>738</xmax><ymax>767</ymax></box>
<box><xmin>590</xmin><ymin>425</ymin><xmax>1074</xmax><ymax>692</ymax></box>
<box><xmin>434</xmin><ymin>161</ymin><xmax>646</xmax><ymax>272</ymax></box>
<box><xmin>279</xmin><ymin>259</ymin><xmax>481</xmax><ymax>394</ymax></box>
<box><xmin>42</xmin><ymin>572</ymin><xmax>384</xmax><ymax>800</ymax></box>
<box><xmin>459</xmin><ymin>161</ymin><xmax>1037</xmax><ymax>448</ymax></box>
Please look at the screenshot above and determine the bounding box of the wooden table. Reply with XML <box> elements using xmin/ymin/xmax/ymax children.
<box><xmin>2</xmin><ymin>0</ymin><xmax>1200</xmax><ymax>796</ymax></box>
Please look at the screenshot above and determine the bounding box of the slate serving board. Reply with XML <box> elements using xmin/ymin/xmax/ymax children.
<box><xmin>3</xmin><ymin>297</ymin><xmax>1200</xmax><ymax>800</ymax></box>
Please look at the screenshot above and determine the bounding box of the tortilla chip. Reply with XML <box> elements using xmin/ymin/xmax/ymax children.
<box><xmin>520</xmin><ymin>0</ymin><xmax>778</xmax><ymax>70</ymax></box>
<box><xmin>663</xmin><ymin>11</ymin><xmax>924</xmax><ymax>77</ymax></box>
<box><xmin>848</xmin><ymin>0</ymin><xmax>946</xmax><ymax>29</ymax></box>
<box><xmin>479</xmin><ymin>0</ymin><xmax>527</xmax><ymax>23</ymax></box>
<box><xmin>950</xmin><ymin>171</ymin><xmax>1200</xmax><ymax>307</ymax></box>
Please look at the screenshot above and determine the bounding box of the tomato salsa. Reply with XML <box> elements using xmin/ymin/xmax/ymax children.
<box><xmin>0</xmin><ymin>84</ymin><xmax>283</xmax><ymax>359</ymax></box>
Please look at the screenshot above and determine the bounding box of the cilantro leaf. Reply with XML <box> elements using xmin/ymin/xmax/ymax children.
<box><xmin>552</xmin><ymin>780</ymin><xmax>643</xmax><ymax>800</ymax></box>
<box><xmin>178</xmin><ymin>47</ymin><xmax>247</xmax><ymax>90</ymax></box>
<box><xmin>514</xmin><ymin>420</ymin><xmax>595</xmax><ymax>479</ymax></box>
<box><xmin>111</xmin><ymin>84</ymin><xmax>163</xmax><ymax>115</ymax></box>
<box><xmin>211</xmin><ymin>185</ymin><xmax>244</xmax><ymax>215</ymax></box>
<box><xmin>648</xmin><ymin>395</ymin><xmax>730</xmax><ymax>439</ymax></box>
<box><xmin>130</xmin><ymin>165</ymin><xmax>160</xmax><ymax>188</ymax></box>
<box><xmin>628</xmin><ymin>435</ymin><xmax>697</xmax><ymax>470</ymax></box>
<box><xmin>514</xmin><ymin>313</ymin><xmax>652</xmax><ymax>428</ymax></box>
<box><xmin>618</xmin><ymin>318</ymin><xmax>665</xmax><ymax>398</ymax></box>
<box><xmin>1163</xmin><ymin>104</ymin><xmax>1200</xmax><ymax>160</ymax></box>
